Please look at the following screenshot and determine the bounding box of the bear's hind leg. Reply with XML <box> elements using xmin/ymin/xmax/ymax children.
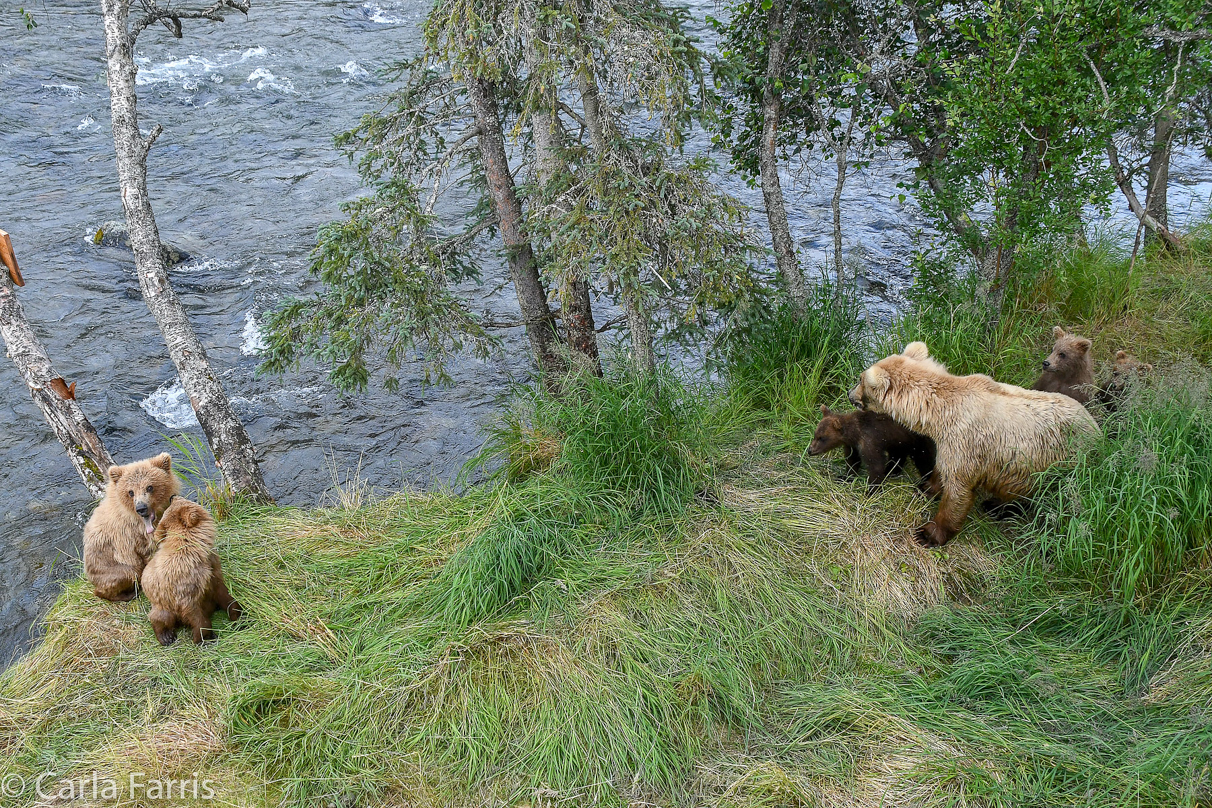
<box><xmin>148</xmin><ymin>606</ymin><xmax>179</xmax><ymax>646</ymax></box>
<box><xmin>92</xmin><ymin>565</ymin><xmax>141</xmax><ymax>602</ymax></box>
<box><xmin>210</xmin><ymin>561</ymin><xmax>243</xmax><ymax>622</ymax></box>
<box><xmin>915</xmin><ymin>485</ymin><xmax>974</xmax><ymax>547</ymax></box>
<box><xmin>184</xmin><ymin>607</ymin><xmax>216</xmax><ymax>645</ymax></box>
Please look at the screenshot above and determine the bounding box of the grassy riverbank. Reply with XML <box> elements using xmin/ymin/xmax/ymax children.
<box><xmin>2</xmin><ymin>231</ymin><xmax>1211</xmax><ymax>807</ymax></box>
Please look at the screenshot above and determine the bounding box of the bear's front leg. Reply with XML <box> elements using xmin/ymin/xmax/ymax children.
<box><xmin>148</xmin><ymin>606</ymin><xmax>178</xmax><ymax>646</ymax></box>
<box><xmin>914</xmin><ymin>485</ymin><xmax>974</xmax><ymax>547</ymax></box>
<box><xmin>861</xmin><ymin>446</ymin><xmax>891</xmax><ymax>493</ymax></box>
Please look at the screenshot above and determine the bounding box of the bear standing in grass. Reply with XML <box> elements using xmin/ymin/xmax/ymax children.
<box><xmin>83</xmin><ymin>453</ymin><xmax>180</xmax><ymax>601</ymax></box>
<box><xmin>808</xmin><ymin>405</ymin><xmax>936</xmax><ymax>491</ymax></box>
<box><xmin>850</xmin><ymin>343</ymin><xmax>1099</xmax><ymax>547</ymax></box>
<box><xmin>142</xmin><ymin>497</ymin><xmax>242</xmax><ymax>645</ymax></box>
<box><xmin>1031</xmin><ymin>326</ymin><xmax>1094</xmax><ymax>404</ymax></box>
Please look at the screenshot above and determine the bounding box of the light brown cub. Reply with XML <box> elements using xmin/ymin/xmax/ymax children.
<box><xmin>142</xmin><ymin>498</ymin><xmax>242</xmax><ymax>645</ymax></box>
<box><xmin>83</xmin><ymin>453</ymin><xmax>180</xmax><ymax>601</ymax></box>
<box><xmin>1031</xmin><ymin>326</ymin><xmax>1095</xmax><ymax>404</ymax></box>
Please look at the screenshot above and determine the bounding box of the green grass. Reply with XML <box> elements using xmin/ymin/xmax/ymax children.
<box><xmin>2</xmin><ymin>225</ymin><xmax>1211</xmax><ymax>807</ymax></box>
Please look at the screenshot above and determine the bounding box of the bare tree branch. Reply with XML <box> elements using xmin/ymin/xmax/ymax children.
<box><xmin>1084</xmin><ymin>51</ymin><xmax>1184</xmax><ymax>251</ymax></box>
<box><xmin>131</xmin><ymin>0</ymin><xmax>249</xmax><ymax>40</ymax></box>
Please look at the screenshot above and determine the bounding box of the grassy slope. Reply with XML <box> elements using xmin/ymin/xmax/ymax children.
<box><xmin>2</xmin><ymin>234</ymin><xmax>1211</xmax><ymax>808</ymax></box>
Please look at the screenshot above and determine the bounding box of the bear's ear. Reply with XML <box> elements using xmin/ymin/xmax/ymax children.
<box><xmin>185</xmin><ymin>507</ymin><xmax>203</xmax><ymax>529</ymax></box>
<box><xmin>902</xmin><ymin>342</ymin><xmax>929</xmax><ymax>361</ymax></box>
<box><xmin>1053</xmin><ymin>325</ymin><xmax>1067</xmax><ymax>340</ymax></box>
<box><xmin>1116</xmin><ymin>350</ymin><xmax>1128</xmax><ymax>361</ymax></box>
<box><xmin>151</xmin><ymin>452</ymin><xmax>172</xmax><ymax>472</ymax></box>
<box><xmin>1073</xmin><ymin>338</ymin><xmax>1091</xmax><ymax>354</ymax></box>
<box><xmin>863</xmin><ymin>366</ymin><xmax>891</xmax><ymax>396</ymax></box>
<box><xmin>107</xmin><ymin>466</ymin><xmax>123</xmax><ymax>485</ymax></box>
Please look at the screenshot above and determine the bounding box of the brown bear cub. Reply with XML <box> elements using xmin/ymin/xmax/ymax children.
<box><xmin>808</xmin><ymin>405</ymin><xmax>936</xmax><ymax>491</ymax></box>
<box><xmin>142</xmin><ymin>498</ymin><xmax>242</xmax><ymax>645</ymax></box>
<box><xmin>1096</xmin><ymin>350</ymin><xmax>1153</xmax><ymax>411</ymax></box>
<box><xmin>83</xmin><ymin>453</ymin><xmax>181</xmax><ymax>602</ymax></box>
<box><xmin>1031</xmin><ymin>326</ymin><xmax>1094</xmax><ymax>404</ymax></box>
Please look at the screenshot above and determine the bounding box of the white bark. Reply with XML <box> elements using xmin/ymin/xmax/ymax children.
<box><xmin>0</xmin><ymin>237</ymin><xmax>114</xmax><ymax>499</ymax></box>
<box><xmin>100</xmin><ymin>0</ymin><xmax>273</xmax><ymax>502</ymax></box>
<box><xmin>759</xmin><ymin>0</ymin><xmax>807</xmax><ymax>314</ymax></box>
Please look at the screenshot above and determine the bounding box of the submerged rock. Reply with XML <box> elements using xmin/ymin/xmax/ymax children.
<box><xmin>91</xmin><ymin>220</ymin><xmax>191</xmax><ymax>266</ymax></box>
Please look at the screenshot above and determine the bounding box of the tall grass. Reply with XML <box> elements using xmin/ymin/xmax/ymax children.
<box><xmin>1029</xmin><ymin>366</ymin><xmax>1212</xmax><ymax>603</ymax></box>
<box><xmin>471</xmin><ymin>368</ymin><xmax>712</xmax><ymax>516</ymax></box>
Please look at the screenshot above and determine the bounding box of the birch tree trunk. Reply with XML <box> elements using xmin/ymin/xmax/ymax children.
<box><xmin>576</xmin><ymin>59</ymin><xmax>655</xmax><ymax>373</ymax></box>
<box><xmin>1144</xmin><ymin>107</ymin><xmax>1175</xmax><ymax>249</ymax></box>
<box><xmin>465</xmin><ymin>75</ymin><xmax>566</xmax><ymax>379</ymax></box>
<box><xmin>100</xmin><ymin>0</ymin><xmax>273</xmax><ymax>503</ymax></box>
<box><xmin>758</xmin><ymin>0</ymin><xmax>807</xmax><ymax>315</ymax></box>
<box><xmin>0</xmin><ymin>237</ymin><xmax>114</xmax><ymax>499</ymax></box>
<box><xmin>526</xmin><ymin>36</ymin><xmax>601</xmax><ymax>376</ymax></box>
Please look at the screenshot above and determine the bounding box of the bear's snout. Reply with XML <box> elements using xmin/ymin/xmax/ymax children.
<box><xmin>135</xmin><ymin>500</ymin><xmax>150</xmax><ymax>517</ymax></box>
<box><xmin>1042</xmin><ymin>360</ymin><xmax>1051</xmax><ymax>370</ymax></box>
<box><xmin>848</xmin><ymin>387</ymin><xmax>864</xmax><ymax>409</ymax></box>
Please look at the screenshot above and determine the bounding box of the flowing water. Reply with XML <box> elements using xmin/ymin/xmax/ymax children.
<box><xmin>1</xmin><ymin>1</ymin><xmax>1210</xmax><ymax>665</ymax></box>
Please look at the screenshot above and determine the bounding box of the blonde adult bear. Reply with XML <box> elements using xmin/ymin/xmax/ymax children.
<box><xmin>83</xmin><ymin>453</ymin><xmax>181</xmax><ymax>601</ymax></box>
<box><xmin>142</xmin><ymin>497</ymin><xmax>242</xmax><ymax>645</ymax></box>
<box><xmin>849</xmin><ymin>342</ymin><xmax>1099</xmax><ymax>547</ymax></box>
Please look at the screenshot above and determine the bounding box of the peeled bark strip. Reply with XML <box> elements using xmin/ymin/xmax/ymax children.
<box><xmin>759</xmin><ymin>0</ymin><xmax>807</xmax><ymax>314</ymax></box>
<box><xmin>0</xmin><ymin>249</ymin><xmax>114</xmax><ymax>498</ymax></box>
<box><xmin>466</xmin><ymin>75</ymin><xmax>565</xmax><ymax>379</ymax></box>
<box><xmin>101</xmin><ymin>0</ymin><xmax>273</xmax><ymax>503</ymax></box>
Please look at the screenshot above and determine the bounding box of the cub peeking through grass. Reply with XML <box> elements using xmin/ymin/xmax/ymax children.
<box><xmin>142</xmin><ymin>497</ymin><xmax>242</xmax><ymax>645</ymax></box>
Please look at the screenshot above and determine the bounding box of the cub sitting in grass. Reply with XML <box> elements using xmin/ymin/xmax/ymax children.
<box><xmin>850</xmin><ymin>342</ymin><xmax>1099</xmax><ymax>547</ymax></box>
<box><xmin>142</xmin><ymin>497</ymin><xmax>242</xmax><ymax>645</ymax></box>
<box><xmin>1096</xmin><ymin>350</ymin><xmax>1153</xmax><ymax>411</ymax></box>
<box><xmin>1031</xmin><ymin>326</ymin><xmax>1094</xmax><ymax>404</ymax></box>
<box><xmin>83</xmin><ymin>452</ymin><xmax>181</xmax><ymax>602</ymax></box>
<box><xmin>808</xmin><ymin>405</ymin><xmax>936</xmax><ymax>492</ymax></box>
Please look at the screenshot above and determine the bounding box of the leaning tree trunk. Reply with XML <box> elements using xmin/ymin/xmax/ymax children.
<box><xmin>1144</xmin><ymin>106</ymin><xmax>1175</xmax><ymax>250</ymax></box>
<box><xmin>465</xmin><ymin>76</ymin><xmax>565</xmax><ymax>380</ymax></box>
<box><xmin>526</xmin><ymin>31</ymin><xmax>601</xmax><ymax>376</ymax></box>
<box><xmin>100</xmin><ymin>0</ymin><xmax>273</xmax><ymax>503</ymax></box>
<box><xmin>758</xmin><ymin>0</ymin><xmax>807</xmax><ymax>315</ymax></box>
<box><xmin>576</xmin><ymin>58</ymin><xmax>655</xmax><ymax>373</ymax></box>
<box><xmin>0</xmin><ymin>231</ymin><xmax>114</xmax><ymax>498</ymax></box>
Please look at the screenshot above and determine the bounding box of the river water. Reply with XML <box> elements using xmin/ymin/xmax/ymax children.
<box><xmin>1</xmin><ymin>1</ymin><xmax>1210</xmax><ymax>665</ymax></box>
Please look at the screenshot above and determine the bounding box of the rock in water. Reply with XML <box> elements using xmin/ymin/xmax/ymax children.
<box><xmin>92</xmin><ymin>220</ymin><xmax>190</xmax><ymax>266</ymax></box>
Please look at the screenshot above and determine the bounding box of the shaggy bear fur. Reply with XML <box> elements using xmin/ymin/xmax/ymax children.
<box><xmin>808</xmin><ymin>405</ymin><xmax>936</xmax><ymax>491</ymax></box>
<box><xmin>850</xmin><ymin>342</ymin><xmax>1099</xmax><ymax>547</ymax></box>
<box><xmin>1096</xmin><ymin>350</ymin><xmax>1153</xmax><ymax>411</ymax></box>
<box><xmin>1031</xmin><ymin>326</ymin><xmax>1094</xmax><ymax>404</ymax></box>
<box><xmin>142</xmin><ymin>498</ymin><xmax>242</xmax><ymax>645</ymax></box>
<box><xmin>82</xmin><ymin>453</ymin><xmax>181</xmax><ymax>601</ymax></box>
